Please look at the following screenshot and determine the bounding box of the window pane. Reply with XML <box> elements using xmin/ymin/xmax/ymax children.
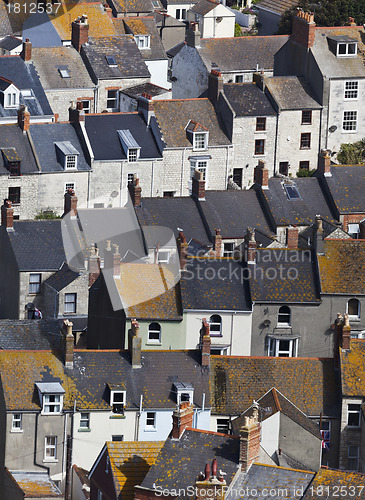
<box><xmin>300</xmin><ymin>133</ymin><xmax>311</xmax><ymax>148</ymax></box>
<box><xmin>255</xmin><ymin>139</ymin><xmax>265</xmax><ymax>155</ymax></box>
<box><xmin>302</xmin><ymin>110</ymin><xmax>312</xmax><ymax>124</ymax></box>
<box><xmin>343</xmin><ymin>111</ymin><xmax>357</xmax><ymax>131</ymax></box>
<box><xmin>348</xmin><ymin>298</ymin><xmax>360</xmax><ymax>316</ymax></box>
<box><xmin>256</xmin><ymin>118</ymin><xmax>266</xmax><ymax>131</ymax></box>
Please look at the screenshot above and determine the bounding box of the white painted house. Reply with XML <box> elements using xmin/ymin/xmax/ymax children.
<box><xmin>188</xmin><ymin>0</ymin><xmax>235</xmax><ymax>38</ymax></box>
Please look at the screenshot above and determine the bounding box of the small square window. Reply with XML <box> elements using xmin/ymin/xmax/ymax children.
<box><xmin>12</xmin><ymin>413</ymin><xmax>22</xmax><ymax>431</ymax></box>
<box><xmin>65</xmin><ymin>155</ymin><xmax>77</xmax><ymax>169</ymax></box>
<box><xmin>44</xmin><ymin>394</ymin><xmax>61</xmax><ymax>413</ymax></box>
<box><xmin>301</xmin><ymin>110</ymin><xmax>312</xmax><ymax>124</ymax></box>
<box><xmin>235</xmin><ymin>75</ymin><xmax>243</xmax><ymax>83</ymax></box>
<box><xmin>107</xmin><ymin>90</ymin><xmax>118</xmax><ymax>110</ymax></box>
<box><xmin>64</xmin><ymin>293</ymin><xmax>77</xmax><ymax>314</ymax></box>
<box><xmin>255</xmin><ymin>139</ymin><xmax>265</xmax><ymax>155</ymax></box>
<box><xmin>157</xmin><ymin>250</ymin><xmax>169</xmax><ymax>263</ymax></box>
<box><xmin>190</xmin><ymin>161</ymin><xmax>207</xmax><ymax>181</ymax></box>
<box><xmin>217</xmin><ymin>418</ymin><xmax>229</xmax><ymax>434</ymax></box>
<box><xmin>128</xmin><ymin>149</ymin><xmax>138</xmax><ymax>162</ymax></box>
<box><xmin>127</xmin><ymin>173</ymin><xmax>134</xmax><ymax>184</ymax></box>
<box><xmin>65</xmin><ymin>182</ymin><xmax>75</xmax><ymax>193</ymax></box>
<box><xmin>80</xmin><ymin>100</ymin><xmax>91</xmax><ymax>113</ymax></box>
<box><xmin>80</xmin><ymin>412</ymin><xmax>90</xmax><ymax>429</ymax></box>
<box><xmin>300</xmin><ymin>133</ymin><xmax>311</xmax><ymax>149</ymax></box>
<box><xmin>347</xmin><ymin>404</ymin><xmax>361</xmax><ymax>427</ymax></box>
<box><xmin>194</xmin><ymin>133</ymin><xmax>208</xmax><ymax>150</ymax></box>
<box><xmin>45</xmin><ymin>436</ymin><xmax>57</xmax><ymax>460</ymax></box>
<box><xmin>344</xmin><ymin>81</ymin><xmax>358</xmax><ymax>100</ymax></box>
<box><xmin>8</xmin><ymin>187</ymin><xmax>20</xmax><ymax>205</ymax></box>
<box><xmin>299</xmin><ymin>161</ymin><xmax>310</xmax><ymax>170</ymax></box>
<box><xmin>223</xmin><ymin>242</ymin><xmax>234</xmax><ymax>257</ymax></box>
<box><xmin>29</xmin><ymin>273</ymin><xmax>41</xmax><ymax>294</ymax></box>
<box><xmin>348</xmin><ymin>445</ymin><xmax>359</xmax><ymax>471</ymax></box>
<box><xmin>112</xmin><ymin>435</ymin><xmax>124</xmax><ymax>441</ymax></box>
<box><xmin>146</xmin><ymin>412</ymin><xmax>156</xmax><ymax>428</ymax></box>
<box><xmin>256</xmin><ymin>118</ymin><xmax>266</xmax><ymax>131</ymax></box>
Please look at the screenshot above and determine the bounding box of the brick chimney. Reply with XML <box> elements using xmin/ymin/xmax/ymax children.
<box><xmin>63</xmin><ymin>320</ymin><xmax>74</xmax><ymax>369</ymax></box>
<box><xmin>214</xmin><ymin>229</ymin><xmax>222</xmax><ymax>257</ymax></box>
<box><xmin>17</xmin><ymin>105</ymin><xmax>30</xmax><ymax>133</ymax></box>
<box><xmin>246</xmin><ymin>227</ymin><xmax>256</xmax><ymax>264</ymax></box>
<box><xmin>341</xmin><ymin>314</ymin><xmax>351</xmax><ymax>350</ymax></box>
<box><xmin>253</xmin><ymin>72</ymin><xmax>266</xmax><ymax>92</ymax></box>
<box><xmin>359</xmin><ymin>219</ymin><xmax>365</xmax><ymax>239</ymax></box>
<box><xmin>192</xmin><ymin>169</ymin><xmax>206</xmax><ymax>201</ymax></box>
<box><xmin>64</xmin><ymin>188</ymin><xmax>78</xmax><ymax>218</ymax></box>
<box><xmin>348</xmin><ymin>17</ymin><xmax>356</xmax><ymax>26</ymax></box>
<box><xmin>314</xmin><ymin>215</ymin><xmax>324</xmax><ymax>254</ymax></box>
<box><xmin>128</xmin><ymin>319</ymin><xmax>142</xmax><ymax>368</ymax></box>
<box><xmin>1</xmin><ymin>199</ymin><xmax>14</xmax><ymax>231</ymax></box>
<box><xmin>128</xmin><ymin>176</ymin><xmax>142</xmax><ymax>207</ymax></box>
<box><xmin>21</xmin><ymin>38</ymin><xmax>32</xmax><ymax>62</ymax></box>
<box><xmin>208</xmin><ymin>70</ymin><xmax>223</xmax><ymax>103</ymax></box>
<box><xmin>186</xmin><ymin>22</ymin><xmax>201</xmax><ymax>48</ymax></box>
<box><xmin>138</xmin><ymin>95</ymin><xmax>154</xmax><ymax>126</ymax></box>
<box><xmin>239</xmin><ymin>408</ymin><xmax>261</xmax><ymax>472</ymax></box>
<box><xmin>317</xmin><ymin>149</ymin><xmax>331</xmax><ymax>177</ymax></box>
<box><xmin>171</xmin><ymin>402</ymin><xmax>194</xmax><ymax>439</ymax></box>
<box><xmin>201</xmin><ymin>318</ymin><xmax>211</xmax><ymax>368</ymax></box>
<box><xmin>104</xmin><ymin>3</ymin><xmax>113</xmax><ymax>18</ymax></box>
<box><xmin>88</xmin><ymin>244</ymin><xmax>101</xmax><ymax>286</ymax></box>
<box><xmin>254</xmin><ymin>160</ymin><xmax>269</xmax><ymax>189</ymax></box>
<box><xmin>69</xmin><ymin>101</ymin><xmax>85</xmax><ymax>124</ymax></box>
<box><xmin>177</xmin><ymin>231</ymin><xmax>188</xmax><ymax>271</ymax></box>
<box><xmin>286</xmin><ymin>226</ymin><xmax>299</xmax><ymax>249</ymax></box>
<box><xmin>195</xmin><ymin>461</ymin><xmax>227</xmax><ymax>500</ymax></box>
<box><xmin>291</xmin><ymin>10</ymin><xmax>316</xmax><ymax>49</ymax></box>
<box><xmin>72</xmin><ymin>15</ymin><xmax>89</xmax><ymax>52</ymax></box>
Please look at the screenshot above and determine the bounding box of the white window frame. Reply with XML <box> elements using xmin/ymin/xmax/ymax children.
<box><xmin>80</xmin><ymin>100</ymin><xmax>91</xmax><ymax>113</ymax></box>
<box><xmin>12</xmin><ymin>413</ymin><xmax>22</xmax><ymax>431</ymax></box>
<box><xmin>65</xmin><ymin>182</ymin><xmax>75</xmax><ymax>193</ymax></box>
<box><xmin>347</xmin><ymin>403</ymin><xmax>361</xmax><ymax>427</ymax></box>
<box><xmin>148</xmin><ymin>322</ymin><xmax>161</xmax><ymax>343</ymax></box>
<box><xmin>44</xmin><ymin>436</ymin><xmax>57</xmax><ymax>461</ymax></box>
<box><xmin>29</xmin><ymin>273</ymin><xmax>41</xmax><ymax>294</ymax></box>
<box><xmin>344</xmin><ymin>81</ymin><xmax>358</xmax><ymax>100</ymax></box>
<box><xmin>80</xmin><ymin>412</ymin><xmax>90</xmax><ymax>429</ymax></box>
<box><xmin>343</xmin><ymin>110</ymin><xmax>357</xmax><ymax>132</ymax></box>
<box><xmin>4</xmin><ymin>89</ymin><xmax>19</xmax><ymax>109</ymax></box>
<box><xmin>65</xmin><ymin>155</ymin><xmax>77</xmax><ymax>170</ymax></box>
<box><xmin>135</xmin><ymin>35</ymin><xmax>150</xmax><ymax>49</ymax></box>
<box><xmin>64</xmin><ymin>293</ymin><xmax>77</xmax><ymax>314</ymax></box>
<box><xmin>107</xmin><ymin>90</ymin><xmax>119</xmax><ymax>110</ymax></box>
<box><xmin>216</xmin><ymin>418</ymin><xmax>230</xmax><ymax>434</ymax></box>
<box><xmin>145</xmin><ymin>411</ymin><xmax>156</xmax><ymax>429</ymax></box>
<box><xmin>337</xmin><ymin>42</ymin><xmax>357</xmax><ymax>57</ymax></box>
<box><xmin>193</xmin><ymin>132</ymin><xmax>208</xmax><ymax>150</ymax></box>
<box><xmin>268</xmin><ymin>338</ymin><xmax>298</xmax><ymax>357</ymax></box>
<box><xmin>110</xmin><ymin>390</ymin><xmax>126</xmax><ymax>414</ymax></box>
<box><xmin>347</xmin><ymin>298</ymin><xmax>360</xmax><ymax>320</ymax></box>
<box><xmin>277</xmin><ymin>306</ymin><xmax>291</xmax><ymax>326</ymax></box>
<box><xmin>43</xmin><ymin>394</ymin><xmax>62</xmax><ymax>414</ymax></box>
<box><xmin>223</xmin><ymin>242</ymin><xmax>234</xmax><ymax>258</ymax></box>
<box><xmin>209</xmin><ymin>314</ymin><xmax>222</xmax><ymax>337</ymax></box>
<box><xmin>348</xmin><ymin>445</ymin><xmax>359</xmax><ymax>471</ymax></box>
<box><xmin>190</xmin><ymin>160</ymin><xmax>208</xmax><ymax>181</ymax></box>
<box><xmin>157</xmin><ymin>250</ymin><xmax>170</xmax><ymax>263</ymax></box>
<box><xmin>210</xmin><ymin>346</ymin><xmax>228</xmax><ymax>355</ymax></box>
<box><xmin>128</xmin><ymin>148</ymin><xmax>139</xmax><ymax>163</ymax></box>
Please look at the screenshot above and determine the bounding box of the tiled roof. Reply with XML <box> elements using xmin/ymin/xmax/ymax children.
<box><xmin>82</xmin><ymin>36</ymin><xmax>150</xmax><ymax>81</ymax></box>
<box><xmin>31</xmin><ymin>46</ymin><xmax>94</xmax><ymax>89</ymax></box>
<box><xmin>107</xmin><ymin>441</ymin><xmax>164</xmax><ymax>498</ymax></box>
<box><xmin>122</xmin><ymin>82</ymin><xmax>169</xmax><ymax>98</ymax></box>
<box><xmin>9</xmin><ymin>471</ymin><xmax>62</xmax><ymax>497</ymax></box>
<box><xmin>123</xmin><ymin>17</ymin><xmax>167</xmax><ymax>61</ymax></box>
<box><xmin>141</xmin><ymin>429</ymin><xmax>240</xmax><ymax>490</ymax></box>
<box><xmin>108</xmin><ymin>0</ymin><xmax>155</xmax><ymax>14</ymax></box>
<box><xmin>43</xmin><ymin>263</ymin><xmax>80</xmax><ymax>292</ymax></box>
<box><xmin>180</xmin><ymin>257</ymin><xmax>251</xmax><ymax>311</ymax></box>
<box><xmin>250</xmin><ymin>248</ymin><xmax>320</xmax><ymax>303</ymax></box>
<box><xmin>51</xmin><ymin>3</ymin><xmax>117</xmax><ymax>40</ymax></box>
<box><xmin>191</xmin><ymin>0</ymin><xmax>220</xmax><ymax>16</ymax></box>
<box><xmin>223</xmin><ymin>83</ymin><xmax>276</xmax><ymax>116</ymax></box>
<box><xmin>198</xmin><ymin>35</ymin><xmax>288</xmax><ymax>73</ymax></box>
<box><xmin>0</xmin><ymin>350</ymin><xmax>210</xmax><ymax>411</ymax></box>
<box><xmin>7</xmin><ymin>220</ymin><xmax>66</xmax><ymax>271</ymax></box>
<box><xmin>302</xmin><ymin>468</ymin><xmax>365</xmax><ymax>499</ymax></box>
<box><xmin>153</xmin><ymin>99</ymin><xmax>230</xmax><ymax>147</ymax></box>
<box><xmin>266</xmin><ymin>76</ymin><xmax>322</xmax><ymax>110</ymax></box>
<box><xmin>321</xmin><ymin>165</ymin><xmax>365</xmax><ymax>214</ymax></box>
<box><xmin>210</xmin><ymin>356</ymin><xmax>340</xmax><ymax>417</ymax></box>
<box><xmin>317</xmin><ymin>239</ymin><xmax>365</xmax><ymax>295</ymax></box>
<box><xmin>0</xmin><ymin>36</ymin><xmax>22</xmax><ymax>51</ymax></box>
<box><xmin>340</xmin><ymin>340</ymin><xmax>365</xmax><ymax>397</ymax></box>
<box><xmin>0</xmin><ymin>124</ymin><xmax>38</xmax><ymax>175</ymax></box>
<box><xmin>0</xmin><ymin>319</ymin><xmax>61</xmax><ymax>350</ymax></box>
<box><xmin>256</xmin><ymin>0</ymin><xmax>298</xmax><ymax>15</ymax></box>
<box><xmin>232</xmin><ymin>388</ymin><xmax>321</xmax><ymax>438</ymax></box>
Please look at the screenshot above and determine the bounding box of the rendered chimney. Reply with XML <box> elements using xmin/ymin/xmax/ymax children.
<box><xmin>177</xmin><ymin>231</ymin><xmax>188</xmax><ymax>271</ymax></box>
<box><xmin>359</xmin><ymin>219</ymin><xmax>365</xmax><ymax>239</ymax></box>
<box><xmin>208</xmin><ymin>70</ymin><xmax>223</xmax><ymax>103</ymax></box>
<box><xmin>1</xmin><ymin>199</ymin><xmax>14</xmax><ymax>231</ymax></box>
<box><xmin>88</xmin><ymin>244</ymin><xmax>101</xmax><ymax>286</ymax></box>
<box><xmin>214</xmin><ymin>229</ymin><xmax>222</xmax><ymax>257</ymax></box>
<box><xmin>186</xmin><ymin>22</ymin><xmax>201</xmax><ymax>48</ymax></box>
<box><xmin>201</xmin><ymin>318</ymin><xmax>211</xmax><ymax>368</ymax></box>
<box><xmin>171</xmin><ymin>402</ymin><xmax>194</xmax><ymax>439</ymax></box>
<box><xmin>315</xmin><ymin>215</ymin><xmax>324</xmax><ymax>254</ymax></box>
<box><xmin>254</xmin><ymin>160</ymin><xmax>269</xmax><ymax>189</ymax></box>
<box><xmin>292</xmin><ymin>10</ymin><xmax>316</xmax><ymax>49</ymax></box>
<box><xmin>63</xmin><ymin>320</ymin><xmax>74</xmax><ymax>369</ymax></box>
<box><xmin>286</xmin><ymin>226</ymin><xmax>299</xmax><ymax>249</ymax></box>
<box><xmin>317</xmin><ymin>149</ymin><xmax>331</xmax><ymax>177</ymax></box>
<box><xmin>64</xmin><ymin>188</ymin><xmax>78</xmax><ymax>218</ymax></box>
<box><xmin>72</xmin><ymin>15</ymin><xmax>89</xmax><ymax>52</ymax></box>
<box><xmin>21</xmin><ymin>38</ymin><xmax>32</xmax><ymax>62</ymax></box>
<box><xmin>247</xmin><ymin>227</ymin><xmax>256</xmax><ymax>264</ymax></box>
<box><xmin>138</xmin><ymin>95</ymin><xmax>154</xmax><ymax>126</ymax></box>
<box><xmin>342</xmin><ymin>314</ymin><xmax>351</xmax><ymax>350</ymax></box>
<box><xmin>239</xmin><ymin>414</ymin><xmax>261</xmax><ymax>472</ymax></box>
<box><xmin>195</xmin><ymin>460</ymin><xmax>227</xmax><ymax>500</ymax></box>
<box><xmin>192</xmin><ymin>169</ymin><xmax>206</xmax><ymax>201</ymax></box>
<box><xmin>128</xmin><ymin>176</ymin><xmax>142</xmax><ymax>207</ymax></box>
<box><xmin>128</xmin><ymin>319</ymin><xmax>142</xmax><ymax>368</ymax></box>
<box><xmin>253</xmin><ymin>72</ymin><xmax>266</xmax><ymax>92</ymax></box>
<box><xmin>17</xmin><ymin>105</ymin><xmax>30</xmax><ymax>132</ymax></box>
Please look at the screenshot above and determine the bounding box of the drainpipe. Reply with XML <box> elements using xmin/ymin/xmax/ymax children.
<box><xmin>135</xmin><ymin>394</ymin><xmax>143</xmax><ymax>441</ymax></box>
<box><xmin>229</xmin><ymin>311</ymin><xmax>236</xmax><ymax>355</ymax></box>
<box><xmin>62</xmin><ymin>412</ymin><xmax>68</xmax><ymax>484</ymax></box>
<box><xmin>34</xmin><ymin>412</ymin><xmax>50</xmax><ymax>474</ymax></box>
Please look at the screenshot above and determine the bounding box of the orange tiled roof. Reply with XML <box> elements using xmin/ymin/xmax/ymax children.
<box><xmin>340</xmin><ymin>340</ymin><xmax>365</xmax><ymax>396</ymax></box>
<box><xmin>123</xmin><ymin>17</ymin><xmax>150</xmax><ymax>35</ymax></box>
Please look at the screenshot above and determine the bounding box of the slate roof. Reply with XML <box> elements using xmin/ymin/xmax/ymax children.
<box><xmin>198</xmin><ymin>35</ymin><xmax>288</xmax><ymax>73</ymax></box>
<box><xmin>108</xmin><ymin>0</ymin><xmax>155</xmax><ymax>15</ymax></box>
<box><xmin>250</xmin><ymin>248</ymin><xmax>320</xmax><ymax>303</ymax></box>
<box><xmin>122</xmin><ymin>82</ymin><xmax>169</xmax><ymax>98</ymax></box>
<box><xmin>317</xmin><ymin>239</ymin><xmax>365</xmax><ymax>295</ymax></box>
<box><xmin>232</xmin><ymin>387</ymin><xmax>321</xmax><ymax>438</ymax></box>
<box><xmin>7</xmin><ymin>220</ymin><xmax>65</xmax><ymax>271</ymax></box>
<box><xmin>0</xmin><ymin>319</ymin><xmax>61</xmax><ymax>350</ymax></box>
<box><xmin>320</xmin><ymin>165</ymin><xmax>365</xmax><ymax>214</ymax></box>
<box><xmin>0</xmin><ymin>36</ymin><xmax>22</xmax><ymax>51</ymax></box>
<box><xmin>210</xmin><ymin>356</ymin><xmax>340</xmax><ymax>417</ymax></box>
<box><xmin>191</xmin><ymin>0</ymin><xmax>220</xmax><ymax>16</ymax></box>
<box><xmin>266</xmin><ymin>76</ymin><xmax>322</xmax><ymax>110</ymax></box>
<box><xmin>82</xmin><ymin>36</ymin><xmax>150</xmax><ymax>81</ymax></box>
<box><xmin>31</xmin><ymin>47</ymin><xmax>94</xmax><ymax>89</ymax></box>
<box><xmin>340</xmin><ymin>340</ymin><xmax>365</xmax><ymax>397</ymax></box>
<box><xmin>0</xmin><ymin>57</ymin><xmax>53</xmax><ymax>118</ymax></box>
<box><xmin>302</xmin><ymin>468</ymin><xmax>365</xmax><ymax>499</ymax></box>
<box><xmin>123</xmin><ymin>17</ymin><xmax>167</xmax><ymax>61</ymax></box>
<box><xmin>141</xmin><ymin>429</ymin><xmax>240</xmax><ymax>490</ymax></box>
<box><xmin>254</xmin><ymin>178</ymin><xmax>336</xmax><ymax>227</ymax></box>
<box><xmin>0</xmin><ymin>349</ymin><xmax>210</xmax><ymax>411</ymax></box>
<box><xmin>0</xmin><ymin>124</ymin><xmax>38</xmax><ymax>175</ymax></box>
<box><xmin>180</xmin><ymin>257</ymin><xmax>251</xmax><ymax>311</ymax></box>
<box><xmin>256</xmin><ymin>0</ymin><xmax>298</xmax><ymax>15</ymax></box>
<box><xmin>29</xmin><ymin>122</ymin><xmax>90</xmax><ymax>172</ymax></box>
<box><xmin>22</xmin><ymin>12</ymin><xmax>63</xmax><ymax>47</ymax></box>
<box><xmin>9</xmin><ymin>471</ymin><xmax>62</xmax><ymax>498</ymax></box>
<box><xmin>153</xmin><ymin>99</ymin><xmax>230</xmax><ymax>147</ymax></box>
<box><xmin>106</xmin><ymin>441</ymin><xmax>164</xmax><ymax>499</ymax></box>
<box><xmin>0</xmin><ymin>1</ymin><xmax>13</xmax><ymax>36</ymax></box>
<box><xmin>223</xmin><ymin>83</ymin><xmax>276</xmax><ymax>116</ymax></box>
<box><xmin>43</xmin><ymin>263</ymin><xmax>80</xmax><ymax>292</ymax></box>
<box><xmin>85</xmin><ymin>113</ymin><xmax>162</xmax><ymax>160</ymax></box>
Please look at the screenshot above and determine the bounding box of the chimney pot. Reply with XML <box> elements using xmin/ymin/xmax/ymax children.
<box><xmin>341</xmin><ymin>313</ymin><xmax>351</xmax><ymax>350</ymax></box>
<box><xmin>128</xmin><ymin>319</ymin><xmax>142</xmax><ymax>368</ymax></box>
<box><xmin>292</xmin><ymin>9</ymin><xmax>316</xmax><ymax>48</ymax></box>
<box><xmin>211</xmin><ymin>458</ymin><xmax>217</xmax><ymax>477</ymax></box>
<box><xmin>171</xmin><ymin>403</ymin><xmax>194</xmax><ymax>439</ymax></box>
<box><xmin>63</xmin><ymin>188</ymin><xmax>78</xmax><ymax>218</ymax></box>
<box><xmin>317</xmin><ymin>149</ymin><xmax>331</xmax><ymax>176</ymax></box>
<box><xmin>204</xmin><ymin>463</ymin><xmax>210</xmax><ymax>480</ymax></box>
<box><xmin>88</xmin><ymin>244</ymin><xmax>101</xmax><ymax>286</ymax></box>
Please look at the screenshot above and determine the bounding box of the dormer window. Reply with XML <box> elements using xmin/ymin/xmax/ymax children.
<box><xmin>1</xmin><ymin>148</ymin><xmax>21</xmax><ymax>176</ymax></box>
<box><xmin>174</xmin><ymin>382</ymin><xmax>194</xmax><ymax>405</ymax></box>
<box><xmin>194</xmin><ymin>133</ymin><xmax>208</xmax><ymax>150</ymax></box>
<box><xmin>186</xmin><ymin>120</ymin><xmax>209</xmax><ymax>150</ymax></box>
<box><xmin>54</xmin><ymin>142</ymin><xmax>79</xmax><ymax>170</ymax></box>
<box><xmin>0</xmin><ymin>78</ymin><xmax>20</xmax><ymax>109</ymax></box>
<box><xmin>135</xmin><ymin>35</ymin><xmax>150</xmax><ymax>49</ymax></box>
<box><xmin>36</xmin><ymin>382</ymin><xmax>65</xmax><ymax>414</ymax></box>
<box><xmin>109</xmin><ymin>385</ymin><xmax>126</xmax><ymax>414</ymax></box>
<box><xmin>118</xmin><ymin>130</ymin><xmax>141</xmax><ymax>163</ymax></box>
<box><xmin>337</xmin><ymin>42</ymin><xmax>357</xmax><ymax>56</ymax></box>
<box><xmin>328</xmin><ymin>36</ymin><xmax>358</xmax><ymax>57</ymax></box>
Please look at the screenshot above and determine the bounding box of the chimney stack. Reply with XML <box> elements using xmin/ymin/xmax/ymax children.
<box><xmin>21</xmin><ymin>38</ymin><xmax>32</xmax><ymax>62</ymax></box>
<box><xmin>239</xmin><ymin>413</ymin><xmax>261</xmax><ymax>472</ymax></box>
<box><xmin>88</xmin><ymin>244</ymin><xmax>101</xmax><ymax>286</ymax></box>
<box><xmin>128</xmin><ymin>176</ymin><xmax>142</xmax><ymax>207</ymax></box>
<box><xmin>1</xmin><ymin>199</ymin><xmax>14</xmax><ymax>231</ymax></box>
<box><xmin>317</xmin><ymin>149</ymin><xmax>331</xmax><ymax>177</ymax></box>
<box><xmin>64</xmin><ymin>188</ymin><xmax>78</xmax><ymax>218</ymax></box>
<box><xmin>213</xmin><ymin>228</ymin><xmax>222</xmax><ymax>258</ymax></box>
<box><xmin>253</xmin><ymin>72</ymin><xmax>266</xmax><ymax>92</ymax></box>
<box><xmin>291</xmin><ymin>10</ymin><xmax>316</xmax><ymax>49</ymax></box>
<box><xmin>208</xmin><ymin>70</ymin><xmax>223</xmax><ymax>103</ymax></box>
<box><xmin>71</xmin><ymin>15</ymin><xmax>89</xmax><ymax>52</ymax></box>
<box><xmin>69</xmin><ymin>101</ymin><xmax>85</xmax><ymax>124</ymax></box>
<box><xmin>17</xmin><ymin>105</ymin><xmax>30</xmax><ymax>133</ymax></box>
<box><xmin>195</xmin><ymin>460</ymin><xmax>227</xmax><ymax>500</ymax></box>
<box><xmin>246</xmin><ymin>227</ymin><xmax>256</xmax><ymax>264</ymax></box>
<box><xmin>177</xmin><ymin>231</ymin><xmax>188</xmax><ymax>271</ymax></box>
<box><xmin>186</xmin><ymin>22</ymin><xmax>201</xmax><ymax>48</ymax></box>
<box><xmin>138</xmin><ymin>94</ymin><xmax>154</xmax><ymax>126</ymax></box>
<box><xmin>348</xmin><ymin>17</ymin><xmax>356</xmax><ymax>26</ymax></box>
<box><xmin>63</xmin><ymin>320</ymin><xmax>74</xmax><ymax>369</ymax></box>
<box><xmin>104</xmin><ymin>3</ymin><xmax>113</xmax><ymax>18</ymax></box>
<box><xmin>201</xmin><ymin>318</ymin><xmax>211</xmax><ymax>368</ymax></box>
<box><xmin>192</xmin><ymin>169</ymin><xmax>206</xmax><ymax>201</ymax></box>
<box><xmin>286</xmin><ymin>226</ymin><xmax>299</xmax><ymax>249</ymax></box>
<box><xmin>254</xmin><ymin>160</ymin><xmax>269</xmax><ymax>189</ymax></box>
<box><xmin>314</xmin><ymin>215</ymin><xmax>324</xmax><ymax>254</ymax></box>
<box><xmin>128</xmin><ymin>319</ymin><xmax>142</xmax><ymax>368</ymax></box>
<box><xmin>171</xmin><ymin>402</ymin><xmax>194</xmax><ymax>439</ymax></box>
<box><xmin>341</xmin><ymin>314</ymin><xmax>351</xmax><ymax>350</ymax></box>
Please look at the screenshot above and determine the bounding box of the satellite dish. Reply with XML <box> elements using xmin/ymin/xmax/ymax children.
<box><xmin>110</xmin><ymin>191</ymin><xmax>119</xmax><ymax>198</ymax></box>
<box><xmin>329</xmin><ymin>125</ymin><xmax>337</xmax><ymax>133</ymax></box>
<box><xmin>263</xmin><ymin>319</ymin><xmax>271</xmax><ymax>327</ymax></box>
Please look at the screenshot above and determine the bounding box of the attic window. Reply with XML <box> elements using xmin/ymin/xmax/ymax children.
<box><xmin>109</xmin><ymin>389</ymin><xmax>126</xmax><ymax>414</ymax></box>
<box><xmin>135</xmin><ymin>35</ymin><xmax>150</xmax><ymax>49</ymax></box>
<box><xmin>59</xmin><ymin>69</ymin><xmax>70</xmax><ymax>78</ymax></box>
<box><xmin>337</xmin><ymin>42</ymin><xmax>357</xmax><ymax>56</ymax></box>
<box><xmin>35</xmin><ymin>382</ymin><xmax>65</xmax><ymax>414</ymax></box>
<box><xmin>106</xmin><ymin>55</ymin><xmax>117</xmax><ymax>67</ymax></box>
<box><xmin>284</xmin><ymin>183</ymin><xmax>301</xmax><ymax>200</ymax></box>
<box><xmin>54</xmin><ymin>141</ymin><xmax>80</xmax><ymax>170</ymax></box>
<box><xmin>1</xmin><ymin>148</ymin><xmax>21</xmax><ymax>176</ymax></box>
<box><xmin>117</xmin><ymin>130</ymin><xmax>141</xmax><ymax>163</ymax></box>
<box><xmin>173</xmin><ymin>382</ymin><xmax>194</xmax><ymax>405</ymax></box>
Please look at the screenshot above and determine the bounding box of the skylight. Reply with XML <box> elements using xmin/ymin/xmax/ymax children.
<box><xmin>106</xmin><ymin>55</ymin><xmax>117</xmax><ymax>67</ymax></box>
<box><xmin>59</xmin><ymin>69</ymin><xmax>70</xmax><ymax>78</ymax></box>
<box><xmin>284</xmin><ymin>184</ymin><xmax>301</xmax><ymax>200</ymax></box>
